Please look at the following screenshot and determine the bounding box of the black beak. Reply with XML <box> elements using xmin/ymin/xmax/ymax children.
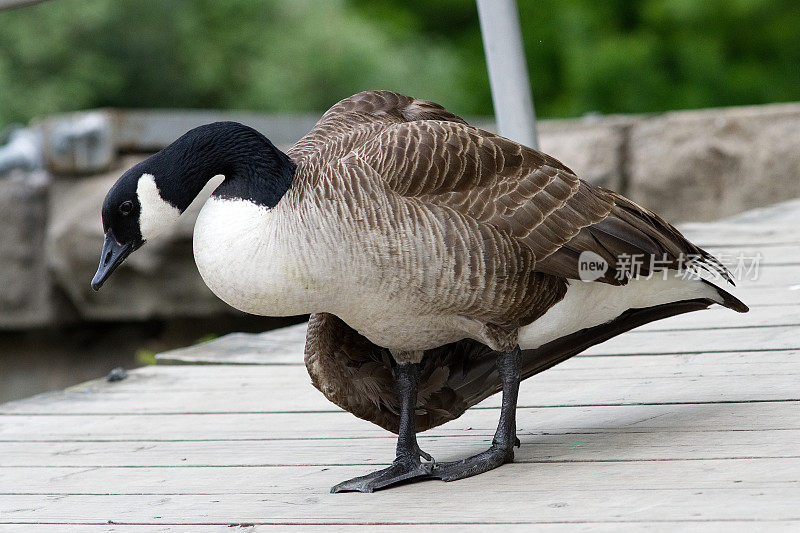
<box><xmin>91</xmin><ymin>231</ymin><xmax>135</xmax><ymax>291</ymax></box>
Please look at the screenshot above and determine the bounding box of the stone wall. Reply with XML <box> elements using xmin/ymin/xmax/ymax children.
<box><xmin>1</xmin><ymin>102</ymin><xmax>798</xmax><ymax>329</ymax></box>
<box><xmin>626</xmin><ymin>104</ymin><xmax>800</xmax><ymax>221</ymax></box>
<box><xmin>0</xmin><ymin>171</ymin><xmax>54</xmax><ymax>328</ymax></box>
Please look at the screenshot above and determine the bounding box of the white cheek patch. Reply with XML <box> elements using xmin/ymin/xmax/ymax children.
<box><xmin>136</xmin><ymin>173</ymin><xmax>181</xmax><ymax>241</ymax></box>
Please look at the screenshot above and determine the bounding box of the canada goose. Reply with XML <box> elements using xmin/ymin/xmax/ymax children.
<box><xmin>93</xmin><ymin>90</ymin><xmax>748</xmax><ymax>493</ymax></box>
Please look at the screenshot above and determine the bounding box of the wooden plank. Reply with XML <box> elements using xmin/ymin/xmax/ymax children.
<box><xmin>636</xmin><ymin>304</ymin><xmax>799</xmax><ymax>331</ymax></box>
<box><xmin>583</xmin><ymin>325</ymin><xmax>799</xmax><ymax>355</ymax></box>
<box><xmin>713</xmin><ymin>263</ymin><xmax>800</xmax><ymax>286</ymax></box>
<box><xmin>2</xmin><ymin>427</ymin><xmax>799</xmax><ymax>467</ymax></box>
<box><xmin>679</xmin><ymin>221</ymin><xmax>800</xmax><ymax>247</ymax></box>
<box><xmin>156</xmin><ymin>326</ymin><xmax>307</xmax><ymax>366</ymax></box>
<box><xmin>724</xmin><ymin>286</ymin><xmax>800</xmax><ymax>306</ymax></box>
<box><xmin>704</xmin><ymin>244</ymin><xmax>800</xmax><ymax>265</ymax></box>
<box><xmin>2</xmin><ymin>485</ymin><xmax>800</xmax><ymax>524</ymax></box>
<box><xmin>3</xmin><ymin>351</ymin><xmax>798</xmax><ymax>415</ymax></box>
<box><xmin>684</xmin><ymin>230</ymin><xmax>800</xmax><ymax>247</ymax></box>
<box><xmin>2</xmin><ymin>457</ymin><xmax>799</xmax><ymax>495</ymax></box>
<box><xmin>6</xmin><ymin>525</ymin><xmax>800</xmax><ymax>533</ymax></box>
<box><xmin>2</xmin><ymin>402</ymin><xmax>798</xmax><ymax>442</ymax></box>
<box><xmin>56</xmin><ymin>349</ymin><xmax>800</xmax><ymax>386</ymax></box>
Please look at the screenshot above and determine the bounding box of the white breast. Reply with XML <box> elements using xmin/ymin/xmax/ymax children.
<box><xmin>193</xmin><ymin>197</ymin><xmax>330</xmax><ymax>317</ymax></box>
<box><xmin>193</xmin><ymin>195</ymin><xmax>471</xmax><ymax>352</ymax></box>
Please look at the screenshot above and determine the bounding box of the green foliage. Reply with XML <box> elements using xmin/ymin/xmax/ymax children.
<box><xmin>0</xmin><ymin>0</ymin><xmax>798</xmax><ymax>131</ymax></box>
<box><xmin>355</xmin><ymin>0</ymin><xmax>800</xmax><ymax>116</ymax></box>
<box><xmin>135</xmin><ymin>349</ymin><xmax>157</xmax><ymax>366</ymax></box>
<box><xmin>0</xmin><ymin>0</ymin><xmax>470</xmax><ymax>127</ymax></box>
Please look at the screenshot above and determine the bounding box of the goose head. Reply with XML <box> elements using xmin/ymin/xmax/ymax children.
<box><xmin>91</xmin><ymin>121</ymin><xmax>295</xmax><ymax>291</ymax></box>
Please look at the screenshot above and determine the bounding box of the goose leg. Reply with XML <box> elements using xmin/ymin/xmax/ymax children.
<box><xmin>431</xmin><ymin>346</ymin><xmax>522</xmax><ymax>482</ymax></box>
<box><xmin>330</xmin><ymin>362</ymin><xmax>434</xmax><ymax>493</ymax></box>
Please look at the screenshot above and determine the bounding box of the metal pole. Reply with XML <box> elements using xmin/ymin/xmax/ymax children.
<box><xmin>476</xmin><ymin>0</ymin><xmax>538</xmax><ymax>149</ymax></box>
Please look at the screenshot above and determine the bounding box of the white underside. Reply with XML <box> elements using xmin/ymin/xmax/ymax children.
<box><xmin>193</xmin><ymin>197</ymin><xmax>724</xmax><ymax>356</ymax></box>
<box><xmin>519</xmin><ymin>274</ymin><xmax>719</xmax><ymax>349</ymax></box>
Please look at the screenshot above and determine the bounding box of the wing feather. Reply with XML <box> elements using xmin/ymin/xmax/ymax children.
<box><xmin>346</xmin><ymin>118</ymin><xmax>732</xmax><ymax>284</ymax></box>
<box><xmin>287</xmin><ymin>90</ymin><xmax>467</xmax><ymax>163</ymax></box>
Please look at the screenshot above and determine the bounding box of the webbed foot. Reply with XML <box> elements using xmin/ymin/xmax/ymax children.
<box><xmin>330</xmin><ymin>452</ymin><xmax>434</xmax><ymax>493</ymax></box>
<box><xmin>430</xmin><ymin>442</ymin><xmax>514</xmax><ymax>482</ymax></box>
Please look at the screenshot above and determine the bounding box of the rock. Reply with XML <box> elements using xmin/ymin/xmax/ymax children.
<box><xmin>0</xmin><ymin>171</ymin><xmax>56</xmax><ymax>328</ymax></box>
<box><xmin>539</xmin><ymin>116</ymin><xmax>635</xmax><ymax>191</ymax></box>
<box><xmin>46</xmin><ymin>156</ymin><xmax>241</xmax><ymax>321</ymax></box>
<box><xmin>111</xmin><ymin>109</ymin><xmax>319</xmax><ymax>152</ymax></box>
<box><xmin>37</xmin><ymin>112</ymin><xmax>116</xmax><ymax>176</ymax></box>
<box><xmin>627</xmin><ymin>103</ymin><xmax>800</xmax><ymax>222</ymax></box>
<box><xmin>106</xmin><ymin>366</ymin><xmax>128</xmax><ymax>382</ymax></box>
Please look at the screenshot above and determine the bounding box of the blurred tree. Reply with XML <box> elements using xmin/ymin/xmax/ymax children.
<box><xmin>353</xmin><ymin>0</ymin><xmax>800</xmax><ymax>117</ymax></box>
<box><xmin>0</xmin><ymin>0</ymin><xmax>472</xmax><ymax>127</ymax></box>
<box><xmin>0</xmin><ymin>0</ymin><xmax>799</xmax><ymax>131</ymax></box>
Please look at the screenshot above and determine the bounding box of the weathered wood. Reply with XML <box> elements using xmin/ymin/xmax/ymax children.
<box><xmin>636</xmin><ymin>304</ymin><xmax>798</xmax><ymax>331</ymax></box>
<box><xmin>583</xmin><ymin>325</ymin><xmax>798</xmax><ymax>355</ymax></box>
<box><xmin>725</xmin><ymin>286</ymin><xmax>800</xmax><ymax>306</ymax></box>
<box><xmin>2</xmin><ymin>401</ymin><xmax>798</xmax><ymax>442</ymax></box>
<box><xmin>2</xmin><ymin>485</ymin><xmax>800</xmax><ymax>524</ymax></box>
<box><xmin>4</xmin><ymin>351</ymin><xmax>798</xmax><ymax>415</ymax></box>
<box><xmin>5</xmin><ymin>526</ymin><xmax>799</xmax><ymax>533</ymax></box>
<box><xmin>680</xmin><ymin>221</ymin><xmax>800</xmax><ymax>247</ymax></box>
<box><xmin>156</xmin><ymin>326</ymin><xmax>306</xmax><ymax>365</ymax></box>
<box><xmin>704</xmin><ymin>244</ymin><xmax>800</xmax><ymax>265</ymax></box>
<box><xmin>3</xmin><ymin>457</ymin><xmax>800</xmax><ymax>495</ymax></box>
<box><xmin>2</xmin><ymin>426</ymin><xmax>799</xmax><ymax>467</ymax></box>
<box><xmin>715</xmin><ymin>263</ymin><xmax>800</xmax><ymax>286</ymax></box>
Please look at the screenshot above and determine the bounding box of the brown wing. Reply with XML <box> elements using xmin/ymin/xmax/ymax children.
<box><xmin>287</xmin><ymin>90</ymin><xmax>467</xmax><ymax>163</ymax></box>
<box><xmin>348</xmin><ymin>119</ymin><xmax>732</xmax><ymax>284</ymax></box>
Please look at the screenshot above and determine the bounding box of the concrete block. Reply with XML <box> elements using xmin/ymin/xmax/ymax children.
<box><xmin>539</xmin><ymin>116</ymin><xmax>634</xmax><ymax>191</ymax></box>
<box><xmin>37</xmin><ymin>111</ymin><xmax>116</xmax><ymax>176</ymax></box>
<box><xmin>0</xmin><ymin>171</ymin><xmax>55</xmax><ymax>328</ymax></box>
<box><xmin>627</xmin><ymin>103</ymin><xmax>800</xmax><ymax>222</ymax></box>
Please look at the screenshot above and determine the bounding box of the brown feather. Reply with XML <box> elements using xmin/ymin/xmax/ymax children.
<box><xmin>291</xmin><ymin>90</ymin><xmax>741</xmax><ymax>432</ymax></box>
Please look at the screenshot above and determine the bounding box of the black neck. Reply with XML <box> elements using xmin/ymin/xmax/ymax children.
<box><xmin>151</xmin><ymin>121</ymin><xmax>296</xmax><ymax>211</ymax></box>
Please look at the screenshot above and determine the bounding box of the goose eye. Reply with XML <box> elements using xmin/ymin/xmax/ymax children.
<box><xmin>119</xmin><ymin>201</ymin><xmax>133</xmax><ymax>216</ymax></box>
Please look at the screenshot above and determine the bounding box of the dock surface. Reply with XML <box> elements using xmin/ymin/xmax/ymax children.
<box><xmin>1</xmin><ymin>201</ymin><xmax>799</xmax><ymax>532</ymax></box>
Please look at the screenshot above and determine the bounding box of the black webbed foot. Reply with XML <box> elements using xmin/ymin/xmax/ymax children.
<box><xmin>330</xmin><ymin>361</ymin><xmax>441</xmax><ymax>493</ymax></box>
<box><xmin>430</xmin><ymin>442</ymin><xmax>514</xmax><ymax>482</ymax></box>
<box><xmin>431</xmin><ymin>346</ymin><xmax>522</xmax><ymax>483</ymax></box>
<box><xmin>330</xmin><ymin>452</ymin><xmax>434</xmax><ymax>493</ymax></box>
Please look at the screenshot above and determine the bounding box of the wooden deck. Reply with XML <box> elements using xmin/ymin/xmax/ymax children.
<box><xmin>1</xmin><ymin>200</ymin><xmax>799</xmax><ymax>531</ymax></box>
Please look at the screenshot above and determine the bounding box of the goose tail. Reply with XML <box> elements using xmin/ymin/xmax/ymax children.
<box><xmin>517</xmin><ymin>295</ymin><xmax>729</xmax><ymax>382</ymax></box>
<box><xmin>702</xmin><ymin>279</ymin><xmax>748</xmax><ymax>313</ymax></box>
